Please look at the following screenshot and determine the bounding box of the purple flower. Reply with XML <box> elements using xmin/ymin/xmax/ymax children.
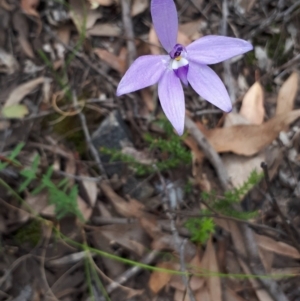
<box><xmin>117</xmin><ymin>0</ymin><xmax>253</xmax><ymax>135</ymax></box>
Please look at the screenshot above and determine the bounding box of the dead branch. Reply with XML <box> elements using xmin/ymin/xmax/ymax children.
<box><xmin>184</xmin><ymin>116</ymin><xmax>231</xmax><ymax>191</ymax></box>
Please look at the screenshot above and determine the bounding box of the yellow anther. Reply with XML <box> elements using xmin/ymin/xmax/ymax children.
<box><xmin>175</xmin><ymin>56</ymin><xmax>181</xmax><ymax>61</ymax></box>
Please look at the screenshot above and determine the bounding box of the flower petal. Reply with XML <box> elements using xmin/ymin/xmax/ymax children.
<box><xmin>158</xmin><ymin>69</ymin><xmax>185</xmax><ymax>135</ymax></box>
<box><xmin>187</xmin><ymin>62</ymin><xmax>232</xmax><ymax>112</ymax></box>
<box><xmin>117</xmin><ymin>55</ymin><xmax>168</xmax><ymax>96</ymax></box>
<box><xmin>187</xmin><ymin>35</ymin><xmax>253</xmax><ymax>65</ymax></box>
<box><xmin>151</xmin><ymin>0</ymin><xmax>178</xmax><ymax>53</ymax></box>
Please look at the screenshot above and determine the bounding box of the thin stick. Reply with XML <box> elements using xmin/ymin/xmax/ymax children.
<box><xmin>105</xmin><ymin>250</ymin><xmax>159</xmax><ymax>294</ymax></box>
<box><xmin>156</xmin><ymin>168</ymin><xmax>196</xmax><ymax>301</ymax></box>
<box><xmin>72</xmin><ymin>91</ymin><xmax>108</xmax><ymax>179</ymax></box>
<box><xmin>184</xmin><ymin>116</ymin><xmax>231</xmax><ymax>191</ymax></box>
<box><xmin>120</xmin><ymin>0</ymin><xmax>136</xmax><ymax>65</ymax></box>
<box><xmin>261</xmin><ymin>162</ymin><xmax>300</xmax><ymax>252</ymax></box>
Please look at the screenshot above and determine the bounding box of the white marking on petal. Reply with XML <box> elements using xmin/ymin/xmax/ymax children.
<box><xmin>171</xmin><ymin>57</ymin><xmax>189</xmax><ymax>70</ymax></box>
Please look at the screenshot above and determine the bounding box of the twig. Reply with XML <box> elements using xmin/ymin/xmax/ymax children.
<box><xmin>221</xmin><ymin>0</ymin><xmax>236</xmax><ymax>105</ymax></box>
<box><xmin>105</xmin><ymin>250</ymin><xmax>159</xmax><ymax>294</ymax></box>
<box><xmin>248</xmin><ymin>0</ymin><xmax>300</xmax><ymax>38</ymax></box>
<box><xmin>156</xmin><ymin>168</ymin><xmax>196</xmax><ymax>301</ymax></box>
<box><xmin>242</xmin><ymin>225</ymin><xmax>289</xmax><ymax>301</ymax></box>
<box><xmin>120</xmin><ymin>0</ymin><xmax>136</xmax><ymax>65</ymax></box>
<box><xmin>261</xmin><ymin>162</ymin><xmax>300</xmax><ymax>252</ymax></box>
<box><xmin>72</xmin><ymin>91</ymin><xmax>107</xmax><ymax>179</ymax></box>
<box><xmin>91</xmin><ymin>217</ymin><xmax>137</xmax><ymax>225</ymax></box>
<box><xmin>184</xmin><ymin>116</ymin><xmax>231</xmax><ymax>191</ymax></box>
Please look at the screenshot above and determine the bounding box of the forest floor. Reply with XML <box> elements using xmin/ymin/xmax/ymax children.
<box><xmin>1</xmin><ymin>0</ymin><xmax>300</xmax><ymax>300</ymax></box>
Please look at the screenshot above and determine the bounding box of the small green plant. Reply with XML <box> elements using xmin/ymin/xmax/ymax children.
<box><xmin>100</xmin><ymin>117</ymin><xmax>192</xmax><ymax>176</ymax></box>
<box><xmin>14</xmin><ymin>219</ymin><xmax>42</xmax><ymax>247</ymax></box>
<box><xmin>32</xmin><ymin>166</ymin><xmax>83</xmax><ymax>220</ymax></box>
<box><xmin>185</xmin><ymin>213</ymin><xmax>215</xmax><ymax>244</ymax></box>
<box><xmin>206</xmin><ymin>170</ymin><xmax>263</xmax><ymax>219</ymax></box>
<box><xmin>185</xmin><ymin>170</ymin><xmax>263</xmax><ymax>244</ymax></box>
<box><xmin>0</xmin><ymin>143</ymin><xmax>83</xmax><ymax>221</ymax></box>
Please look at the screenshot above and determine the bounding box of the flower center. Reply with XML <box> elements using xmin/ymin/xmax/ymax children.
<box><xmin>169</xmin><ymin>44</ymin><xmax>189</xmax><ymax>86</ymax></box>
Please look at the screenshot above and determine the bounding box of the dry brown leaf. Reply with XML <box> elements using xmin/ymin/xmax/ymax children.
<box><xmin>255</xmin><ymin>234</ymin><xmax>300</xmax><ymax>259</ymax></box>
<box><xmin>131</xmin><ymin>0</ymin><xmax>148</xmax><ymax>16</ymax></box>
<box><xmin>223</xmin><ymin>152</ymin><xmax>265</xmax><ymax>188</ymax></box>
<box><xmin>4</xmin><ymin>77</ymin><xmax>45</xmax><ymax>108</ymax></box>
<box><xmin>140</xmin><ymin>88</ymin><xmax>155</xmax><ymax>112</ymax></box>
<box><xmin>56</xmin><ymin>25</ymin><xmax>71</xmax><ymax>45</ymax></box>
<box><xmin>225</xmin><ymin>221</ymin><xmax>275</xmax><ymax>301</ymax></box>
<box><xmin>184</xmin><ymin>136</ymin><xmax>204</xmax><ymax>178</ymax></box>
<box><xmin>174</xmin><ymin>289</ymin><xmax>191</xmax><ymax>301</ymax></box>
<box><xmin>70</xmin><ymin>0</ymin><xmax>102</xmax><ymax>32</ymax></box>
<box><xmin>179</xmin><ymin>19</ymin><xmax>204</xmax><ymax>40</ymax></box>
<box><xmin>240</xmin><ymin>82</ymin><xmax>264</xmax><ymax>125</ymax></box>
<box><xmin>195</xmin><ymin>287</ymin><xmax>211</xmax><ymax>301</ymax></box>
<box><xmin>258</xmin><ymin>248</ymin><xmax>274</xmax><ymax>273</ymax></box>
<box><xmin>94</xmin><ymin>47</ymin><xmax>127</xmax><ymax>74</ymax></box>
<box><xmin>99</xmin><ymin>224</ymin><xmax>147</xmax><ymax>256</ymax></box>
<box><xmin>87</xmin><ymin>23</ymin><xmax>121</xmax><ymax>36</ymax></box>
<box><xmin>100</xmin><ymin>181</ymin><xmax>144</xmax><ymax>218</ymax></box>
<box><xmin>148</xmin><ymin>262</ymin><xmax>177</xmax><ymax>293</ymax></box>
<box><xmin>21</xmin><ymin>0</ymin><xmax>39</xmax><ymax>17</ymax></box>
<box><xmin>224</xmin><ymin>288</ymin><xmax>248</xmax><ymax>301</ymax></box>
<box><xmin>149</xmin><ymin>26</ymin><xmax>162</xmax><ymax>55</ymax></box>
<box><xmin>12</xmin><ymin>11</ymin><xmax>35</xmax><ymax>58</ymax></box>
<box><xmin>170</xmin><ymin>252</ymin><xmax>205</xmax><ymax>292</ymax></box>
<box><xmin>223</xmin><ymin>113</ymin><xmax>250</xmax><ymax>127</ymax></box>
<box><xmin>21</xmin><ymin>192</ymin><xmax>55</xmax><ymax>223</ymax></box>
<box><xmin>89</xmin><ymin>0</ymin><xmax>115</xmax><ymax>8</ymax></box>
<box><xmin>81</xmin><ymin>179</ymin><xmax>97</xmax><ymax>208</ymax></box>
<box><xmin>204</xmin><ymin>110</ymin><xmax>300</xmax><ymax>155</ymax></box>
<box><xmin>0</xmin><ymin>0</ymin><xmax>15</xmax><ymax>10</ymax></box>
<box><xmin>276</xmin><ymin>72</ymin><xmax>299</xmax><ymax>116</ymax></box>
<box><xmin>77</xmin><ymin>196</ymin><xmax>93</xmax><ymax>221</ymax></box>
<box><xmin>19</xmin><ymin>36</ymin><xmax>35</xmax><ymax>58</ymax></box>
<box><xmin>206</xmin><ymin>238</ymin><xmax>221</xmax><ymax>301</ymax></box>
<box><xmin>177</xmin><ymin>31</ymin><xmax>191</xmax><ymax>47</ymax></box>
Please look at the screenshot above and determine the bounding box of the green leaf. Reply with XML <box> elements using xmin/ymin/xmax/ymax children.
<box><xmin>2</xmin><ymin>104</ymin><xmax>29</xmax><ymax>119</ymax></box>
<box><xmin>0</xmin><ymin>143</ymin><xmax>24</xmax><ymax>171</ymax></box>
<box><xmin>19</xmin><ymin>155</ymin><xmax>40</xmax><ymax>192</ymax></box>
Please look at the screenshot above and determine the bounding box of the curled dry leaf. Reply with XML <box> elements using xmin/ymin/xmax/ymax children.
<box><xmin>255</xmin><ymin>234</ymin><xmax>300</xmax><ymax>259</ymax></box>
<box><xmin>69</xmin><ymin>0</ymin><xmax>102</xmax><ymax>32</ymax></box>
<box><xmin>204</xmin><ymin>110</ymin><xmax>300</xmax><ymax>156</ymax></box>
<box><xmin>148</xmin><ymin>262</ymin><xmax>178</xmax><ymax>294</ymax></box>
<box><xmin>99</xmin><ymin>181</ymin><xmax>144</xmax><ymax>218</ymax></box>
<box><xmin>20</xmin><ymin>0</ymin><xmax>42</xmax><ymax>34</ymax></box>
<box><xmin>94</xmin><ymin>47</ymin><xmax>127</xmax><ymax>74</ymax></box>
<box><xmin>21</xmin><ymin>0</ymin><xmax>39</xmax><ymax>17</ymax></box>
<box><xmin>276</xmin><ymin>72</ymin><xmax>299</xmax><ymax>116</ymax></box>
<box><xmin>239</xmin><ymin>81</ymin><xmax>265</xmax><ymax>125</ymax></box>
<box><xmin>99</xmin><ymin>224</ymin><xmax>147</xmax><ymax>256</ymax></box>
<box><xmin>4</xmin><ymin>77</ymin><xmax>45</xmax><ymax>108</ymax></box>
